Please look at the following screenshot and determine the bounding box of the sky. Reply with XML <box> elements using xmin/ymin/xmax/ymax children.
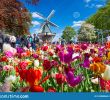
<box><xmin>21</xmin><ymin>0</ymin><xmax>106</xmax><ymax>41</ymax></box>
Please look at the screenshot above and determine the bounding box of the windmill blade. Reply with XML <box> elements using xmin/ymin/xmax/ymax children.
<box><xmin>47</xmin><ymin>10</ymin><xmax>55</xmax><ymax>20</ymax></box>
<box><xmin>35</xmin><ymin>12</ymin><xmax>46</xmax><ymax>20</ymax></box>
<box><xmin>39</xmin><ymin>22</ymin><xmax>46</xmax><ymax>32</ymax></box>
<box><xmin>48</xmin><ymin>21</ymin><xmax>59</xmax><ymax>27</ymax></box>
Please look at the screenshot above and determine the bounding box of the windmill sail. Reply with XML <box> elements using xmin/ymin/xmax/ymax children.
<box><xmin>37</xmin><ymin>10</ymin><xmax>58</xmax><ymax>42</ymax></box>
<box><xmin>48</xmin><ymin>21</ymin><xmax>59</xmax><ymax>27</ymax></box>
<box><xmin>47</xmin><ymin>10</ymin><xmax>55</xmax><ymax>20</ymax></box>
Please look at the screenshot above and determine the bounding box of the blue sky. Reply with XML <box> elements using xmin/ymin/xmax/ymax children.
<box><xmin>21</xmin><ymin>0</ymin><xmax>106</xmax><ymax>41</ymax></box>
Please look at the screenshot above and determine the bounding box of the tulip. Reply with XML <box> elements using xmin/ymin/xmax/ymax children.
<box><xmin>55</xmin><ymin>73</ymin><xmax>65</xmax><ymax>85</ymax></box>
<box><xmin>100</xmin><ymin>78</ymin><xmax>110</xmax><ymax>91</ymax></box>
<box><xmin>0</xmin><ymin>82</ymin><xmax>11</xmax><ymax>92</ymax></box>
<box><xmin>91</xmin><ymin>77</ymin><xmax>99</xmax><ymax>84</ymax></box>
<box><xmin>81</xmin><ymin>58</ymin><xmax>90</xmax><ymax>68</ymax></box>
<box><xmin>29</xmin><ymin>85</ymin><xmax>44</xmax><ymax>92</ymax></box>
<box><xmin>18</xmin><ymin>69</ymin><xmax>27</xmax><ymax>80</ymax></box>
<box><xmin>3</xmin><ymin>65</ymin><xmax>14</xmax><ymax>71</ymax></box>
<box><xmin>0</xmin><ymin>56</ymin><xmax>8</xmax><ymax>62</ymax></box>
<box><xmin>32</xmin><ymin>54</ymin><xmax>39</xmax><ymax>59</ymax></box>
<box><xmin>103</xmin><ymin>65</ymin><xmax>110</xmax><ymax>81</ymax></box>
<box><xmin>4</xmin><ymin>51</ymin><xmax>13</xmax><ymax>58</ymax></box>
<box><xmin>81</xmin><ymin>43</ymin><xmax>87</xmax><ymax>50</ymax></box>
<box><xmin>34</xmin><ymin>60</ymin><xmax>39</xmax><ymax>67</ymax></box>
<box><xmin>4</xmin><ymin>75</ymin><xmax>16</xmax><ymax>83</ymax></box>
<box><xmin>25</xmin><ymin>69</ymin><xmax>42</xmax><ymax>86</ymax></box>
<box><xmin>42</xmin><ymin>46</ymin><xmax>48</xmax><ymax>51</ymax></box>
<box><xmin>18</xmin><ymin>61</ymin><xmax>28</xmax><ymax>70</ymax></box>
<box><xmin>58</xmin><ymin>50</ymin><xmax>73</xmax><ymax>64</ymax></box>
<box><xmin>48</xmin><ymin>88</ymin><xmax>56</xmax><ymax>92</ymax></box>
<box><xmin>3</xmin><ymin>43</ymin><xmax>12</xmax><ymax>52</ymax></box>
<box><xmin>16</xmin><ymin>47</ymin><xmax>24</xmax><ymax>54</ymax></box>
<box><xmin>90</xmin><ymin>63</ymin><xmax>106</xmax><ymax>74</ymax></box>
<box><xmin>43</xmin><ymin>60</ymin><xmax>52</xmax><ymax>71</ymax></box>
<box><xmin>65</xmin><ymin>68</ymin><xmax>82</xmax><ymax>87</ymax></box>
<box><xmin>21</xmin><ymin>87</ymin><xmax>30</xmax><ymax>92</ymax></box>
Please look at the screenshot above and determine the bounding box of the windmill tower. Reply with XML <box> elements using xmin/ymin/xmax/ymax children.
<box><xmin>36</xmin><ymin>10</ymin><xmax>59</xmax><ymax>42</ymax></box>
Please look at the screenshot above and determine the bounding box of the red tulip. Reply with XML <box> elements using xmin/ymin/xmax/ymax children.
<box><xmin>100</xmin><ymin>78</ymin><xmax>110</xmax><ymax>91</ymax></box>
<box><xmin>81</xmin><ymin>43</ymin><xmax>87</xmax><ymax>50</ymax></box>
<box><xmin>43</xmin><ymin>60</ymin><xmax>52</xmax><ymax>71</ymax></box>
<box><xmin>0</xmin><ymin>56</ymin><xmax>8</xmax><ymax>62</ymax></box>
<box><xmin>21</xmin><ymin>86</ymin><xmax>30</xmax><ymax>92</ymax></box>
<box><xmin>18</xmin><ymin>69</ymin><xmax>27</xmax><ymax>80</ymax></box>
<box><xmin>55</xmin><ymin>73</ymin><xmax>66</xmax><ymax>85</ymax></box>
<box><xmin>49</xmin><ymin>52</ymin><xmax>54</xmax><ymax>56</ymax></box>
<box><xmin>18</xmin><ymin>61</ymin><xmax>28</xmax><ymax>70</ymax></box>
<box><xmin>48</xmin><ymin>88</ymin><xmax>56</xmax><ymax>92</ymax></box>
<box><xmin>42</xmin><ymin>46</ymin><xmax>48</xmax><ymax>51</ymax></box>
<box><xmin>26</xmin><ymin>69</ymin><xmax>42</xmax><ymax>86</ymax></box>
<box><xmin>30</xmin><ymin>85</ymin><xmax>44</xmax><ymax>92</ymax></box>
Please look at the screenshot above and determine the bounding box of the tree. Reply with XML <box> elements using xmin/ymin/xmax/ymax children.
<box><xmin>0</xmin><ymin>0</ymin><xmax>39</xmax><ymax>35</ymax></box>
<box><xmin>86</xmin><ymin>1</ymin><xmax>110</xmax><ymax>36</ymax></box>
<box><xmin>78</xmin><ymin>23</ymin><xmax>97</xmax><ymax>43</ymax></box>
<box><xmin>61</xmin><ymin>26</ymin><xmax>76</xmax><ymax>42</ymax></box>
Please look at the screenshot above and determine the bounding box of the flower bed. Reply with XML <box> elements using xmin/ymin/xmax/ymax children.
<box><xmin>0</xmin><ymin>42</ymin><xmax>110</xmax><ymax>92</ymax></box>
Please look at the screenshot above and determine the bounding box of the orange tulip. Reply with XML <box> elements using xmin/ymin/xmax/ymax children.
<box><xmin>90</xmin><ymin>62</ymin><xmax>106</xmax><ymax>74</ymax></box>
<box><xmin>26</xmin><ymin>50</ymin><xmax>31</xmax><ymax>56</ymax></box>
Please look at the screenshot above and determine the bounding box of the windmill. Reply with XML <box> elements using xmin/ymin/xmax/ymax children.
<box><xmin>36</xmin><ymin>10</ymin><xmax>59</xmax><ymax>42</ymax></box>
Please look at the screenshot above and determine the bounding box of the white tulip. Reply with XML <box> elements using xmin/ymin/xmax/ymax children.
<box><xmin>3</xmin><ymin>43</ymin><xmax>12</xmax><ymax>52</ymax></box>
<box><xmin>4</xmin><ymin>75</ymin><xmax>16</xmax><ymax>83</ymax></box>
<box><xmin>34</xmin><ymin>60</ymin><xmax>39</xmax><ymax>67</ymax></box>
<box><xmin>103</xmin><ymin>65</ymin><xmax>110</xmax><ymax>81</ymax></box>
<box><xmin>91</xmin><ymin>77</ymin><xmax>99</xmax><ymax>84</ymax></box>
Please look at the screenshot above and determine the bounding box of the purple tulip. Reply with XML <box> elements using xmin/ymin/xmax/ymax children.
<box><xmin>32</xmin><ymin>54</ymin><xmax>39</xmax><ymax>59</ymax></box>
<box><xmin>65</xmin><ymin>68</ymin><xmax>82</xmax><ymax>87</ymax></box>
<box><xmin>81</xmin><ymin>53</ymin><xmax>90</xmax><ymax>68</ymax></box>
<box><xmin>58</xmin><ymin>51</ymin><xmax>73</xmax><ymax>64</ymax></box>
<box><xmin>81</xmin><ymin>58</ymin><xmax>90</xmax><ymax>68</ymax></box>
<box><xmin>58</xmin><ymin>46</ymin><xmax>74</xmax><ymax>64</ymax></box>
<box><xmin>16</xmin><ymin>47</ymin><xmax>24</xmax><ymax>54</ymax></box>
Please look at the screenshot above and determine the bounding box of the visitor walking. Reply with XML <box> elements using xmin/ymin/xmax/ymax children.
<box><xmin>0</xmin><ymin>32</ymin><xmax>4</xmax><ymax>52</ymax></box>
<box><xmin>32</xmin><ymin>34</ymin><xmax>39</xmax><ymax>50</ymax></box>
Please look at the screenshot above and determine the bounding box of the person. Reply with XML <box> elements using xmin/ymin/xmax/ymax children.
<box><xmin>32</xmin><ymin>34</ymin><xmax>39</xmax><ymax>50</ymax></box>
<box><xmin>10</xmin><ymin>35</ymin><xmax>16</xmax><ymax>48</ymax></box>
<box><xmin>16</xmin><ymin>35</ymin><xmax>21</xmax><ymax>47</ymax></box>
<box><xmin>61</xmin><ymin>38</ymin><xmax>66</xmax><ymax>46</ymax></box>
<box><xmin>21</xmin><ymin>35</ymin><xmax>27</xmax><ymax>47</ymax></box>
<box><xmin>27</xmin><ymin>35</ymin><xmax>32</xmax><ymax>48</ymax></box>
<box><xmin>0</xmin><ymin>32</ymin><xmax>4</xmax><ymax>52</ymax></box>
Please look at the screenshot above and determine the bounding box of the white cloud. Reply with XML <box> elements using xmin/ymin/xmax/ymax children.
<box><xmin>84</xmin><ymin>0</ymin><xmax>91</xmax><ymax>3</ymax></box>
<box><xmin>85</xmin><ymin>4</ymin><xmax>103</xmax><ymax>8</ymax></box>
<box><xmin>32</xmin><ymin>12</ymin><xmax>44</xmax><ymax>19</ymax></box>
<box><xmin>72</xmin><ymin>21</ymin><xmax>85</xmax><ymax>28</ymax></box>
<box><xmin>96</xmin><ymin>4</ymin><xmax>103</xmax><ymax>8</ymax></box>
<box><xmin>32</xmin><ymin>21</ymin><xmax>40</xmax><ymax>26</ymax></box>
